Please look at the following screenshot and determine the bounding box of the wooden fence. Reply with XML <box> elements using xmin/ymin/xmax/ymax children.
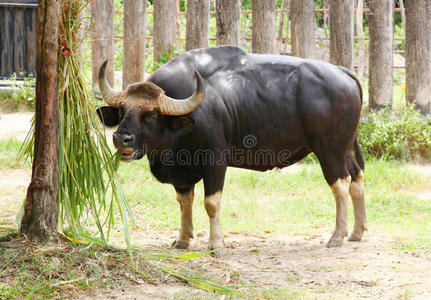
<box><xmin>0</xmin><ymin>1</ymin><xmax>407</xmax><ymax>80</ymax></box>
<box><xmin>112</xmin><ymin>4</ymin><xmax>405</xmax><ymax>69</ymax></box>
<box><xmin>113</xmin><ymin>7</ymin><xmax>405</xmax><ymax>42</ymax></box>
<box><xmin>0</xmin><ymin>1</ymin><xmax>38</xmax><ymax>79</ymax></box>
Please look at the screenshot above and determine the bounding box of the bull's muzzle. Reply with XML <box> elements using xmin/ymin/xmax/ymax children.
<box><xmin>113</xmin><ymin>132</ymin><xmax>135</xmax><ymax>148</ymax></box>
<box><xmin>112</xmin><ymin>132</ymin><xmax>144</xmax><ymax>161</ymax></box>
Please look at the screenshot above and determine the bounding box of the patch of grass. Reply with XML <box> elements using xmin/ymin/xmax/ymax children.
<box><xmin>364</xmin><ymin>161</ymin><xmax>431</xmax><ymax>254</ymax></box>
<box><xmin>0</xmin><ymin>238</ymin><xmax>245</xmax><ymax>299</ymax></box>
<box><xmin>0</xmin><ymin>241</ymin><xmax>161</xmax><ymax>299</ymax></box>
<box><xmin>0</xmin><ymin>138</ymin><xmax>30</xmax><ymax>169</ymax></box>
<box><xmin>0</xmin><ymin>75</ymin><xmax>35</xmax><ymax>113</ymax></box>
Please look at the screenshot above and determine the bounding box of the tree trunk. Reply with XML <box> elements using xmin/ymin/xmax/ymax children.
<box><xmin>366</xmin><ymin>0</ymin><xmax>393</xmax><ymax>110</ymax></box>
<box><xmin>329</xmin><ymin>0</ymin><xmax>354</xmax><ymax>70</ymax></box>
<box><xmin>252</xmin><ymin>0</ymin><xmax>276</xmax><ymax>54</ymax></box>
<box><xmin>277</xmin><ymin>0</ymin><xmax>286</xmax><ymax>53</ymax></box>
<box><xmin>91</xmin><ymin>0</ymin><xmax>114</xmax><ymax>91</ymax></box>
<box><xmin>239</xmin><ymin>1</ymin><xmax>251</xmax><ymax>49</ymax></box>
<box><xmin>322</xmin><ymin>0</ymin><xmax>329</xmax><ymax>39</ymax></box>
<box><xmin>399</xmin><ymin>0</ymin><xmax>406</xmax><ymax>32</ymax></box>
<box><xmin>215</xmin><ymin>0</ymin><xmax>239</xmax><ymax>46</ymax></box>
<box><xmin>406</xmin><ymin>0</ymin><xmax>430</xmax><ymax>114</ymax></box>
<box><xmin>20</xmin><ymin>0</ymin><xmax>60</xmax><ymax>244</ymax></box>
<box><xmin>123</xmin><ymin>0</ymin><xmax>147</xmax><ymax>89</ymax></box>
<box><xmin>154</xmin><ymin>0</ymin><xmax>176</xmax><ymax>62</ymax></box>
<box><xmin>175</xmin><ymin>0</ymin><xmax>183</xmax><ymax>50</ymax></box>
<box><xmin>284</xmin><ymin>0</ymin><xmax>290</xmax><ymax>52</ymax></box>
<box><xmin>355</xmin><ymin>0</ymin><xmax>365</xmax><ymax>78</ymax></box>
<box><xmin>290</xmin><ymin>0</ymin><xmax>315</xmax><ymax>58</ymax></box>
<box><xmin>186</xmin><ymin>0</ymin><xmax>210</xmax><ymax>51</ymax></box>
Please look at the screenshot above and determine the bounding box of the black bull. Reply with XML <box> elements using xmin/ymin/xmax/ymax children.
<box><xmin>97</xmin><ymin>46</ymin><xmax>367</xmax><ymax>254</ymax></box>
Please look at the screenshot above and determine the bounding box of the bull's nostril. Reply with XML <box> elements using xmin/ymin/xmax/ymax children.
<box><xmin>123</xmin><ymin>134</ymin><xmax>135</xmax><ymax>145</ymax></box>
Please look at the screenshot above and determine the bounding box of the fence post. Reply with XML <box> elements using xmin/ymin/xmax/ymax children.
<box><xmin>123</xmin><ymin>0</ymin><xmax>146</xmax><ymax>89</ymax></box>
<box><xmin>91</xmin><ymin>0</ymin><xmax>114</xmax><ymax>91</ymax></box>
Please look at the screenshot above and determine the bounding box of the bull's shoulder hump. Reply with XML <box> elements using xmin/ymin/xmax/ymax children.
<box><xmin>152</xmin><ymin>46</ymin><xmax>246</xmax><ymax>79</ymax></box>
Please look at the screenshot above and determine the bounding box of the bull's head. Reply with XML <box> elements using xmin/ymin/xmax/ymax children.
<box><xmin>96</xmin><ymin>61</ymin><xmax>205</xmax><ymax>161</ymax></box>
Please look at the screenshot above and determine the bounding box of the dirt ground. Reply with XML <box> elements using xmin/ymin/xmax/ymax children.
<box><xmin>1</xmin><ymin>112</ymin><xmax>431</xmax><ymax>299</ymax></box>
<box><xmin>86</xmin><ymin>233</ymin><xmax>431</xmax><ymax>299</ymax></box>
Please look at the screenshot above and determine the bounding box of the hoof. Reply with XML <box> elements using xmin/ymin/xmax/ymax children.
<box><xmin>326</xmin><ymin>238</ymin><xmax>344</xmax><ymax>248</ymax></box>
<box><xmin>209</xmin><ymin>247</ymin><xmax>223</xmax><ymax>257</ymax></box>
<box><xmin>347</xmin><ymin>234</ymin><xmax>362</xmax><ymax>242</ymax></box>
<box><xmin>172</xmin><ymin>240</ymin><xmax>189</xmax><ymax>249</ymax></box>
<box><xmin>208</xmin><ymin>241</ymin><xmax>224</xmax><ymax>257</ymax></box>
<box><xmin>348</xmin><ymin>226</ymin><xmax>366</xmax><ymax>242</ymax></box>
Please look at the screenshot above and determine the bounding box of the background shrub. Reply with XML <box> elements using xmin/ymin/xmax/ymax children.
<box><xmin>359</xmin><ymin>104</ymin><xmax>431</xmax><ymax>161</ymax></box>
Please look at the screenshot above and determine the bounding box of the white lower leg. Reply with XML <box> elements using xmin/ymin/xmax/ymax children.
<box><xmin>173</xmin><ymin>189</ymin><xmax>194</xmax><ymax>249</ymax></box>
<box><xmin>327</xmin><ymin>176</ymin><xmax>351</xmax><ymax>248</ymax></box>
<box><xmin>348</xmin><ymin>171</ymin><xmax>367</xmax><ymax>241</ymax></box>
<box><xmin>204</xmin><ymin>191</ymin><xmax>224</xmax><ymax>250</ymax></box>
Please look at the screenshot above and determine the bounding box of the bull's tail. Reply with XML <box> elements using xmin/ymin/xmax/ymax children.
<box><xmin>353</xmin><ymin>135</ymin><xmax>365</xmax><ymax>171</ymax></box>
<box><xmin>338</xmin><ymin>67</ymin><xmax>364</xmax><ymax>170</ymax></box>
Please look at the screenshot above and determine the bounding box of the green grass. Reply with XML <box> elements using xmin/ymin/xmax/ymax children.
<box><xmin>0</xmin><ymin>241</ymin><xmax>165</xmax><ymax>299</ymax></box>
<box><xmin>0</xmin><ymin>137</ymin><xmax>30</xmax><ymax>169</ymax></box>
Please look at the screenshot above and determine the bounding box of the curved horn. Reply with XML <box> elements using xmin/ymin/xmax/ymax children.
<box><xmin>98</xmin><ymin>60</ymin><xmax>122</xmax><ymax>108</ymax></box>
<box><xmin>158</xmin><ymin>70</ymin><xmax>205</xmax><ymax>115</ymax></box>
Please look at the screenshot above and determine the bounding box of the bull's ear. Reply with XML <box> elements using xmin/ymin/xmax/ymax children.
<box><xmin>168</xmin><ymin>116</ymin><xmax>195</xmax><ymax>136</ymax></box>
<box><xmin>96</xmin><ymin>106</ymin><xmax>120</xmax><ymax>127</ymax></box>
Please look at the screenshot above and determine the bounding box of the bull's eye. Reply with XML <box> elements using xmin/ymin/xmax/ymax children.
<box><xmin>142</xmin><ymin>111</ymin><xmax>158</xmax><ymax>123</ymax></box>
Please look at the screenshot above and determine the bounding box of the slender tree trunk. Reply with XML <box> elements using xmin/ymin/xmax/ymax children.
<box><xmin>356</xmin><ymin>0</ymin><xmax>365</xmax><ymax>78</ymax></box>
<box><xmin>290</xmin><ymin>0</ymin><xmax>315</xmax><ymax>58</ymax></box>
<box><xmin>186</xmin><ymin>0</ymin><xmax>210</xmax><ymax>51</ymax></box>
<box><xmin>91</xmin><ymin>0</ymin><xmax>114</xmax><ymax>90</ymax></box>
<box><xmin>175</xmin><ymin>0</ymin><xmax>183</xmax><ymax>50</ymax></box>
<box><xmin>252</xmin><ymin>0</ymin><xmax>276</xmax><ymax>54</ymax></box>
<box><xmin>399</xmin><ymin>0</ymin><xmax>406</xmax><ymax>32</ymax></box>
<box><xmin>284</xmin><ymin>0</ymin><xmax>290</xmax><ymax>52</ymax></box>
<box><xmin>154</xmin><ymin>0</ymin><xmax>176</xmax><ymax>62</ymax></box>
<box><xmin>215</xmin><ymin>0</ymin><xmax>239</xmax><ymax>46</ymax></box>
<box><xmin>329</xmin><ymin>0</ymin><xmax>354</xmax><ymax>69</ymax></box>
<box><xmin>406</xmin><ymin>0</ymin><xmax>431</xmax><ymax>114</ymax></box>
<box><xmin>323</xmin><ymin>0</ymin><xmax>329</xmax><ymax>40</ymax></box>
<box><xmin>366</xmin><ymin>0</ymin><xmax>393</xmax><ymax>110</ymax></box>
<box><xmin>240</xmin><ymin>1</ymin><xmax>251</xmax><ymax>48</ymax></box>
<box><xmin>20</xmin><ymin>0</ymin><xmax>60</xmax><ymax>243</ymax></box>
<box><xmin>123</xmin><ymin>0</ymin><xmax>146</xmax><ymax>89</ymax></box>
<box><xmin>277</xmin><ymin>0</ymin><xmax>286</xmax><ymax>53</ymax></box>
